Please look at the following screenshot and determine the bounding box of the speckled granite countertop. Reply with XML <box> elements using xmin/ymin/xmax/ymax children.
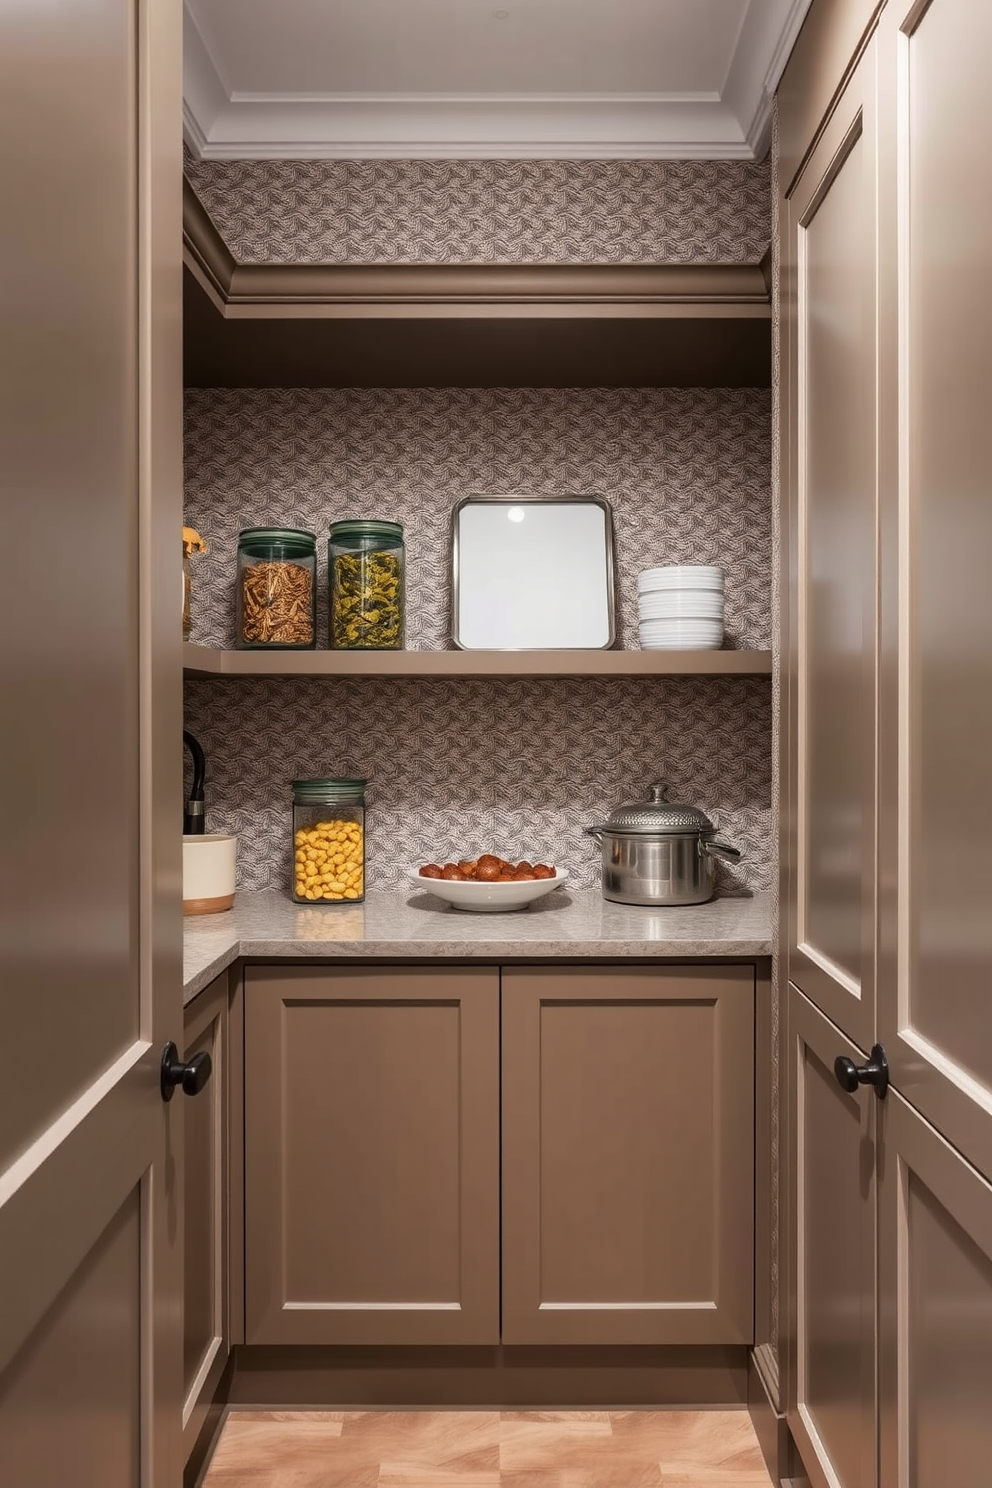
<box><xmin>184</xmin><ymin>888</ymin><xmax>773</xmax><ymax>1005</ymax></box>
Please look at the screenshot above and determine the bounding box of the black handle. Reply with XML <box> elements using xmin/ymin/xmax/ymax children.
<box><xmin>834</xmin><ymin>1043</ymin><xmax>889</xmax><ymax>1100</ymax></box>
<box><xmin>160</xmin><ymin>1041</ymin><xmax>212</xmax><ymax>1102</ymax></box>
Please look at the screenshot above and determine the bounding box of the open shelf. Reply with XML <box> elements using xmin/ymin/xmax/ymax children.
<box><xmin>183</xmin><ymin>178</ymin><xmax>772</xmax><ymax>389</ymax></box>
<box><xmin>183</xmin><ymin>643</ymin><xmax>772</xmax><ymax>680</ymax></box>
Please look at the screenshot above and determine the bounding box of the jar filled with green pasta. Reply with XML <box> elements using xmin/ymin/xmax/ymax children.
<box><xmin>328</xmin><ymin>520</ymin><xmax>405</xmax><ymax>650</ymax></box>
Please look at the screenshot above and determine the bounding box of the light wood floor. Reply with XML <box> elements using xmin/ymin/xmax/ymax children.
<box><xmin>202</xmin><ymin>1408</ymin><xmax>775</xmax><ymax>1487</ymax></box>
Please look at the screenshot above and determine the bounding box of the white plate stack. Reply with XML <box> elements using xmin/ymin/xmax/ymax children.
<box><xmin>637</xmin><ymin>565</ymin><xmax>725</xmax><ymax>649</ymax></box>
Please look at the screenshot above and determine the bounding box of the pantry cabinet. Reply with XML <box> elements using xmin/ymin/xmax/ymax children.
<box><xmin>182</xmin><ymin>972</ymin><xmax>231</xmax><ymax>1461</ymax></box>
<box><xmin>243</xmin><ymin>964</ymin><xmax>500</xmax><ymax>1345</ymax></box>
<box><xmin>242</xmin><ymin>960</ymin><xmax>755</xmax><ymax>1349</ymax></box>
<box><xmin>501</xmin><ymin>964</ymin><xmax>755</xmax><ymax>1346</ymax></box>
<box><xmin>781</xmin><ymin>0</ymin><xmax>992</xmax><ymax>1482</ymax></box>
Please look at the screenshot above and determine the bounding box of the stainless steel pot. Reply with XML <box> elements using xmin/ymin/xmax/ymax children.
<box><xmin>585</xmin><ymin>782</ymin><xmax>742</xmax><ymax>906</ymax></box>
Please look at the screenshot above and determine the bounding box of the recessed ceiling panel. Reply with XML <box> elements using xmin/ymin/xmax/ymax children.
<box><xmin>189</xmin><ymin>0</ymin><xmax>748</xmax><ymax>97</ymax></box>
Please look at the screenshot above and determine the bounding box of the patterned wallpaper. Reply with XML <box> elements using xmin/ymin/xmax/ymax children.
<box><xmin>184</xmin><ymin>673</ymin><xmax>772</xmax><ymax>897</ymax></box>
<box><xmin>183</xmin><ymin>385</ymin><xmax>772</xmax><ymax>896</ymax></box>
<box><xmin>184</xmin><ymin>387</ymin><xmax>772</xmax><ymax>652</ymax></box>
<box><xmin>183</xmin><ymin>154</ymin><xmax>771</xmax><ymax>265</ymax></box>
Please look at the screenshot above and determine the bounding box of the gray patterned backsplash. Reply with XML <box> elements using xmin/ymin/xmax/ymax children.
<box><xmin>183</xmin><ymin>384</ymin><xmax>772</xmax><ymax>897</ymax></box>
<box><xmin>183</xmin><ymin>156</ymin><xmax>771</xmax><ymax>266</ymax></box>
<box><xmin>183</xmin><ymin>674</ymin><xmax>772</xmax><ymax>897</ymax></box>
<box><xmin>184</xmin><ymin>386</ymin><xmax>772</xmax><ymax>651</ymax></box>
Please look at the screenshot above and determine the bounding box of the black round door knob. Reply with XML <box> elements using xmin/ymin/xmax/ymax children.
<box><xmin>160</xmin><ymin>1042</ymin><xmax>212</xmax><ymax>1102</ymax></box>
<box><xmin>834</xmin><ymin>1043</ymin><xmax>889</xmax><ymax>1100</ymax></box>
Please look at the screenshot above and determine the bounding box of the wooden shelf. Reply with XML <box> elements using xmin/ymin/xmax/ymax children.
<box><xmin>183</xmin><ymin>643</ymin><xmax>772</xmax><ymax>680</ymax></box>
<box><xmin>183</xmin><ymin>178</ymin><xmax>772</xmax><ymax>389</ymax></box>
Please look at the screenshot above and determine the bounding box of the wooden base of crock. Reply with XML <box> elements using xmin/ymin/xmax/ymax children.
<box><xmin>183</xmin><ymin>893</ymin><xmax>235</xmax><ymax>916</ymax></box>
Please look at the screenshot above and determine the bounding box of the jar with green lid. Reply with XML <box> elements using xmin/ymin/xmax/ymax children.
<box><xmin>237</xmin><ymin>527</ymin><xmax>316</xmax><ymax>649</ymax></box>
<box><xmin>291</xmin><ymin>778</ymin><xmax>366</xmax><ymax>903</ymax></box>
<box><xmin>328</xmin><ymin>520</ymin><xmax>405</xmax><ymax>649</ymax></box>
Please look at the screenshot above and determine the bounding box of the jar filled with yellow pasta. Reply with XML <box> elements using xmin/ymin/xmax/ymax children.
<box><xmin>291</xmin><ymin>778</ymin><xmax>366</xmax><ymax>904</ymax></box>
<box><xmin>328</xmin><ymin>520</ymin><xmax>404</xmax><ymax>649</ymax></box>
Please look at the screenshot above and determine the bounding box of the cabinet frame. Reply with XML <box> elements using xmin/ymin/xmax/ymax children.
<box><xmin>181</xmin><ymin>970</ymin><xmax>231</xmax><ymax>1463</ymax></box>
<box><xmin>501</xmin><ymin>962</ymin><xmax>755</xmax><ymax>1346</ymax></box>
<box><xmin>244</xmin><ymin>964</ymin><xmax>500</xmax><ymax>1346</ymax></box>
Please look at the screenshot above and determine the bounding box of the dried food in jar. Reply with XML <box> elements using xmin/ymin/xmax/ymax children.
<box><xmin>242</xmin><ymin>560</ymin><xmax>314</xmax><ymax>646</ymax></box>
<box><xmin>294</xmin><ymin>818</ymin><xmax>364</xmax><ymax>901</ymax></box>
<box><xmin>331</xmin><ymin>550</ymin><xmax>403</xmax><ymax>649</ymax></box>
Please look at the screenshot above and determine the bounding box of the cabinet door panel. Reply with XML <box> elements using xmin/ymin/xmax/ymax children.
<box><xmin>501</xmin><ymin>964</ymin><xmax>754</xmax><ymax>1346</ymax></box>
<box><xmin>786</xmin><ymin>986</ymin><xmax>876</xmax><ymax>1488</ymax></box>
<box><xmin>245</xmin><ymin>965</ymin><xmax>499</xmax><ymax>1345</ymax></box>
<box><xmin>877</xmin><ymin>0</ymin><xmax>992</xmax><ymax>1182</ymax></box>
<box><xmin>786</xmin><ymin>39</ymin><xmax>879</xmax><ymax>1054</ymax></box>
<box><xmin>879</xmin><ymin>1092</ymin><xmax>992</xmax><ymax>1488</ymax></box>
<box><xmin>182</xmin><ymin>974</ymin><xmax>229</xmax><ymax>1460</ymax></box>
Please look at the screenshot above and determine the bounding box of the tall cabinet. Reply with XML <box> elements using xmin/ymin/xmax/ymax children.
<box><xmin>780</xmin><ymin>1</ymin><xmax>992</xmax><ymax>1485</ymax></box>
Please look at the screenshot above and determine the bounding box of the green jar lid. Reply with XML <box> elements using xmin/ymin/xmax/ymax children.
<box><xmin>292</xmin><ymin>776</ymin><xmax>367</xmax><ymax>804</ymax></box>
<box><xmin>329</xmin><ymin>520</ymin><xmax>403</xmax><ymax>544</ymax></box>
<box><xmin>239</xmin><ymin>526</ymin><xmax>316</xmax><ymax>554</ymax></box>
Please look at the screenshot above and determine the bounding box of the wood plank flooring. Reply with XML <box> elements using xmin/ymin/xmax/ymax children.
<box><xmin>202</xmin><ymin>1408</ymin><xmax>774</xmax><ymax>1487</ymax></box>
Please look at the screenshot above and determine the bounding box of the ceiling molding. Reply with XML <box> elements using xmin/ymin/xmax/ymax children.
<box><xmin>182</xmin><ymin>1</ymin><xmax>813</xmax><ymax>161</ymax></box>
<box><xmin>185</xmin><ymin>95</ymin><xmax>754</xmax><ymax>161</ymax></box>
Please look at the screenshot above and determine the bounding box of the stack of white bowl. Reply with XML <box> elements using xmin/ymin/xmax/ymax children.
<box><xmin>638</xmin><ymin>565</ymin><xmax>725</xmax><ymax>649</ymax></box>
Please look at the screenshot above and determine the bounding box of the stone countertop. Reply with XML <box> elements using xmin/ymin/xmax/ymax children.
<box><xmin>183</xmin><ymin>887</ymin><xmax>774</xmax><ymax>1005</ymax></box>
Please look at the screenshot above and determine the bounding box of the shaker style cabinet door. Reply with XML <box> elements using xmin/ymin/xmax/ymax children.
<box><xmin>182</xmin><ymin>975</ymin><xmax>230</xmax><ymax>1463</ymax></box>
<box><xmin>500</xmin><ymin>964</ymin><xmax>754</xmax><ymax>1346</ymax></box>
<box><xmin>244</xmin><ymin>965</ymin><xmax>500</xmax><ymax>1345</ymax></box>
<box><xmin>782</xmin><ymin>26</ymin><xmax>880</xmax><ymax>1056</ymax></box>
<box><xmin>875</xmin><ymin>0</ymin><xmax>992</xmax><ymax>1185</ymax></box>
<box><xmin>785</xmin><ymin>985</ymin><xmax>877</xmax><ymax>1488</ymax></box>
<box><xmin>878</xmin><ymin>1091</ymin><xmax>992</xmax><ymax>1488</ymax></box>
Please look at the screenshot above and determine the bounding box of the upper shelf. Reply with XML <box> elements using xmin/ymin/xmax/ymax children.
<box><xmin>183</xmin><ymin>179</ymin><xmax>772</xmax><ymax>389</ymax></box>
<box><xmin>183</xmin><ymin>643</ymin><xmax>772</xmax><ymax>680</ymax></box>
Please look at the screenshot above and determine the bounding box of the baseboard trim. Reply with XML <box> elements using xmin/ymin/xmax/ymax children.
<box><xmin>184</xmin><ymin>1353</ymin><xmax>235</xmax><ymax>1488</ymax></box>
<box><xmin>747</xmin><ymin>1348</ymin><xmax>796</xmax><ymax>1485</ymax></box>
<box><xmin>228</xmin><ymin>1343</ymin><xmax>749</xmax><ymax>1409</ymax></box>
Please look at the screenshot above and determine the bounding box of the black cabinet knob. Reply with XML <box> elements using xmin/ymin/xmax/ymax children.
<box><xmin>160</xmin><ymin>1041</ymin><xmax>212</xmax><ymax>1102</ymax></box>
<box><xmin>834</xmin><ymin>1043</ymin><xmax>889</xmax><ymax>1100</ymax></box>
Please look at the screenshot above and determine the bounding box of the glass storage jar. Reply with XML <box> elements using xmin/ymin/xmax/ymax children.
<box><xmin>328</xmin><ymin>520</ymin><xmax>405</xmax><ymax>649</ymax></box>
<box><xmin>236</xmin><ymin>527</ymin><xmax>316</xmax><ymax>649</ymax></box>
<box><xmin>291</xmin><ymin>778</ymin><xmax>366</xmax><ymax>904</ymax></box>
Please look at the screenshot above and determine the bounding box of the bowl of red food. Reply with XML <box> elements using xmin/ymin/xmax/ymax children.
<box><xmin>410</xmin><ymin>854</ymin><xmax>567</xmax><ymax>911</ymax></box>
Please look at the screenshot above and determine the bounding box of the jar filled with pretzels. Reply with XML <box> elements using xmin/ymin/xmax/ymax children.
<box><xmin>236</xmin><ymin>527</ymin><xmax>316</xmax><ymax>649</ymax></box>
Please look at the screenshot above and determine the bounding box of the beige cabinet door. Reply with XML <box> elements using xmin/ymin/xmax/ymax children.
<box><xmin>182</xmin><ymin>976</ymin><xmax>230</xmax><ymax>1462</ymax></box>
<box><xmin>501</xmin><ymin>964</ymin><xmax>754</xmax><ymax>1346</ymax></box>
<box><xmin>783</xmin><ymin>31</ymin><xmax>880</xmax><ymax>1055</ymax></box>
<box><xmin>785</xmin><ymin>986</ymin><xmax>877</xmax><ymax>1488</ymax></box>
<box><xmin>0</xmin><ymin>0</ymin><xmax>183</xmax><ymax>1483</ymax></box>
<box><xmin>878</xmin><ymin>1091</ymin><xmax>992</xmax><ymax>1488</ymax></box>
<box><xmin>876</xmin><ymin>0</ymin><xmax>992</xmax><ymax>1184</ymax></box>
<box><xmin>244</xmin><ymin>965</ymin><xmax>500</xmax><ymax>1345</ymax></box>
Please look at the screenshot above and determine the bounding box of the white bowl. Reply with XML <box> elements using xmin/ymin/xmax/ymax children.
<box><xmin>638</xmin><ymin>565</ymin><xmax>725</xmax><ymax>593</ymax></box>
<box><xmin>409</xmin><ymin>868</ymin><xmax>568</xmax><ymax>912</ymax></box>
<box><xmin>639</xmin><ymin>619</ymin><xmax>724</xmax><ymax>650</ymax></box>
<box><xmin>638</xmin><ymin>594</ymin><xmax>726</xmax><ymax>619</ymax></box>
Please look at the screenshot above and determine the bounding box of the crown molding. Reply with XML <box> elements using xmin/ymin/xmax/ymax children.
<box><xmin>186</xmin><ymin>95</ymin><xmax>754</xmax><ymax>161</ymax></box>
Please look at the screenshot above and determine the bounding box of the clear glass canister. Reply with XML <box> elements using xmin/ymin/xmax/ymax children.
<box><xmin>291</xmin><ymin>778</ymin><xmax>366</xmax><ymax>904</ymax></box>
<box><xmin>237</xmin><ymin>527</ymin><xmax>316</xmax><ymax>649</ymax></box>
<box><xmin>328</xmin><ymin>520</ymin><xmax>405</xmax><ymax>649</ymax></box>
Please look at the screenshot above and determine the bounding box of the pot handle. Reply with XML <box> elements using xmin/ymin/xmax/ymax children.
<box><xmin>701</xmin><ymin>839</ymin><xmax>742</xmax><ymax>863</ymax></box>
<box><xmin>584</xmin><ymin>826</ymin><xmax>605</xmax><ymax>845</ymax></box>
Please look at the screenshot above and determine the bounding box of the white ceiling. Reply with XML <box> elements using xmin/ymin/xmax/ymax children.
<box><xmin>184</xmin><ymin>0</ymin><xmax>813</xmax><ymax>160</ymax></box>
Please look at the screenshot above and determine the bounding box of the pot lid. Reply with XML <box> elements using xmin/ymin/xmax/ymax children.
<box><xmin>603</xmin><ymin>782</ymin><xmax>715</xmax><ymax>834</ymax></box>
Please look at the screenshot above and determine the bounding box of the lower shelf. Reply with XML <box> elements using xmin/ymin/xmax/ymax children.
<box><xmin>182</xmin><ymin>643</ymin><xmax>772</xmax><ymax>679</ymax></box>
